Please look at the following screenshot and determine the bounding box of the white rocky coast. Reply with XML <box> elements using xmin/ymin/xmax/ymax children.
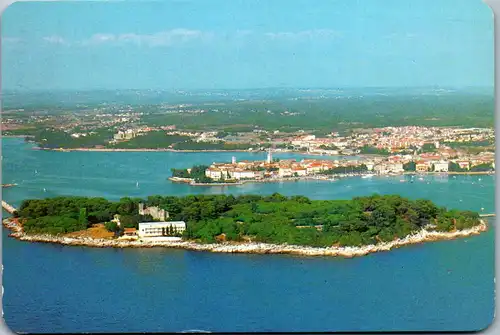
<box><xmin>2</xmin><ymin>218</ymin><xmax>488</xmax><ymax>257</ymax></box>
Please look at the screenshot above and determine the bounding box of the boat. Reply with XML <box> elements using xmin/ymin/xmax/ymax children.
<box><xmin>361</xmin><ymin>174</ymin><xmax>374</xmax><ymax>179</ymax></box>
<box><xmin>1</xmin><ymin>183</ymin><xmax>17</xmax><ymax>188</ymax></box>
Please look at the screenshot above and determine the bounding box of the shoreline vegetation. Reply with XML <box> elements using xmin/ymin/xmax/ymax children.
<box><xmin>32</xmin><ymin>146</ymin><xmax>264</xmax><ymax>153</ymax></box>
<box><xmin>1</xmin><ymin>217</ymin><xmax>488</xmax><ymax>256</ymax></box>
<box><xmin>30</xmin><ymin>145</ymin><xmax>372</xmax><ymax>158</ymax></box>
<box><xmin>2</xmin><ymin>194</ymin><xmax>489</xmax><ymax>257</ymax></box>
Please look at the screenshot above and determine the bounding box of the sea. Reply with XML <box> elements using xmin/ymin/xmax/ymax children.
<box><xmin>1</xmin><ymin>138</ymin><xmax>495</xmax><ymax>333</ymax></box>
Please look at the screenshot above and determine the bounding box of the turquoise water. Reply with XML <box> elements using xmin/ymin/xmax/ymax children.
<box><xmin>1</xmin><ymin>138</ymin><xmax>495</xmax><ymax>333</ymax></box>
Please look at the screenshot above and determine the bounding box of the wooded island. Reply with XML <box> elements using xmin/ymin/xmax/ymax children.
<box><xmin>14</xmin><ymin>194</ymin><xmax>481</xmax><ymax>247</ymax></box>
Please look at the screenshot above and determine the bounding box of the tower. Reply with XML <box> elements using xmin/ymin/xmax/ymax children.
<box><xmin>267</xmin><ymin>148</ymin><xmax>272</xmax><ymax>164</ymax></box>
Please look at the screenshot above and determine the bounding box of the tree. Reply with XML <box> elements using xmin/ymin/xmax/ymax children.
<box><xmin>105</xmin><ymin>221</ymin><xmax>119</xmax><ymax>233</ymax></box>
<box><xmin>15</xmin><ymin>194</ymin><xmax>482</xmax><ymax>247</ymax></box>
<box><xmin>403</xmin><ymin>161</ymin><xmax>416</xmax><ymax>172</ymax></box>
<box><xmin>448</xmin><ymin>162</ymin><xmax>465</xmax><ymax>172</ymax></box>
<box><xmin>414</xmin><ymin>199</ymin><xmax>438</xmax><ymax>224</ymax></box>
<box><xmin>250</xmin><ymin>202</ymin><xmax>258</xmax><ymax>213</ymax></box>
<box><xmin>470</xmin><ymin>163</ymin><xmax>494</xmax><ymax>172</ymax></box>
<box><xmin>171</xmin><ymin>168</ymin><xmax>190</xmax><ymax>178</ymax></box>
<box><xmin>119</xmin><ymin>215</ymin><xmax>140</xmax><ymax>229</ymax></box>
<box><xmin>79</xmin><ymin>208</ymin><xmax>87</xmax><ymax>227</ymax></box>
<box><xmin>117</xmin><ymin>197</ymin><xmax>138</xmax><ymax>215</ymax></box>
<box><xmin>359</xmin><ymin>146</ymin><xmax>390</xmax><ymax>155</ymax></box>
<box><xmin>421</xmin><ymin>143</ymin><xmax>436</xmax><ymax>153</ymax></box>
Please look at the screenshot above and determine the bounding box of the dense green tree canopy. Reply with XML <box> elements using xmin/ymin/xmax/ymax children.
<box><xmin>17</xmin><ymin>194</ymin><xmax>480</xmax><ymax>247</ymax></box>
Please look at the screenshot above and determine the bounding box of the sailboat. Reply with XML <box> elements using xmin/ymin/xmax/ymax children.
<box><xmin>136</xmin><ymin>181</ymin><xmax>139</xmax><ymax>188</ymax></box>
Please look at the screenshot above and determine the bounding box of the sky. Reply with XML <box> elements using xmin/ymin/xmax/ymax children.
<box><xmin>0</xmin><ymin>0</ymin><xmax>494</xmax><ymax>90</ymax></box>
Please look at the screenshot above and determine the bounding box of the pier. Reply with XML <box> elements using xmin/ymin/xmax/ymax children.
<box><xmin>1</xmin><ymin>201</ymin><xmax>17</xmax><ymax>214</ymax></box>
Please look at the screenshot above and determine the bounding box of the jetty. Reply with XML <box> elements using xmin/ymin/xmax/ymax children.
<box><xmin>1</xmin><ymin>183</ymin><xmax>17</xmax><ymax>188</ymax></box>
<box><xmin>479</xmin><ymin>213</ymin><xmax>496</xmax><ymax>218</ymax></box>
<box><xmin>1</xmin><ymin>200</ymin><xmax>17</xmax><ymax>214</ymax></box>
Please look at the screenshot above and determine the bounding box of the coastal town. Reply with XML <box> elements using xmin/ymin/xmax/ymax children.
<box><xmin>42</xmin><ymin>125</ymin><xmax>497</xmax><ymax>154</ymax></box>
<box><xmin>170</xmin><ymin>128</ymin><xmax>495</xmax><ymax>185</ymax></box>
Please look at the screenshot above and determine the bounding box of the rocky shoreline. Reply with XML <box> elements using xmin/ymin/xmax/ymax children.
<box><xmin>169</xmin><ymin>171</ymin><xmax>492</xmax><ymax>187</ymax></box>
<box><xmin>169</xmin><ymin>176</ymin><xmax>336</xmax><ymax>186</ymax></box>
<box><xmin>2</xmin><ymin>217</ymin><xmax>488</xmax><ymax>257</ymax></box>
<box><xmin>32</xmin><ymin>147</ymin><xmax>261</xmax><ymax>153</ymax></box>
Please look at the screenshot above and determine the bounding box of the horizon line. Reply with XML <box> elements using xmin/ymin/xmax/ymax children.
<box><xmin>1</xmin><ymin>85</ymin><xmax>494</xmax><ymax>93</ymax></box>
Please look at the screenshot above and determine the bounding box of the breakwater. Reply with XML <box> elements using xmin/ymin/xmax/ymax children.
<box><xmin>2</xmin><ymin>200</ymin><xmax>17</xmax><ymax>214</ymax></box>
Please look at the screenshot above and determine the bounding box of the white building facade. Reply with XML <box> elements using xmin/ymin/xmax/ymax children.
<box><xmin>138</xmin><ymin>221</ymin><xmax>186</xmax><ymax>238</ymax></box>
<box><xmin>433</xmin><ymin>161</ymin><xmax>449</xmax><ymax>172</ymax></box>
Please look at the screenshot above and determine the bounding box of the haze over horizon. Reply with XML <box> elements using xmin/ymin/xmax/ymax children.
<box><xmin>1</xmin><ymin>0</ymin><xmax>493</xmax><ymax>91</ymax></box>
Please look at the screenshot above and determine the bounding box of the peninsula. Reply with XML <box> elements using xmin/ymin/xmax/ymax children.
<box><xmin>169</xmin><ymin>149</ymin><xmax>494</xmax><ymax>186</ymax></box>
<box><xmin>2</xmin><ymin>194</ymin><xmax>487</xmax><ymax>257</ymax></box>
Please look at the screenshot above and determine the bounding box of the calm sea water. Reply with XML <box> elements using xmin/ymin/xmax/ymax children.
<box><xmin>1</xmin><ymin>138</ymin><xmax>495</xmax><ymax>333</ymax></box>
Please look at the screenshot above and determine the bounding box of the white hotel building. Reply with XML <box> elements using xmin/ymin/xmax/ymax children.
<box><xmin>138</xmin><ymin>221</ymin><xmax>187</xmax><ymax>238</ymax></box>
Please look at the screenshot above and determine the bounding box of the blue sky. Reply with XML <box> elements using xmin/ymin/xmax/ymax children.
<box><xmin>1</xmin><ymin>0</ymin><xmax>494</xmax><ymax>90</ymax></box>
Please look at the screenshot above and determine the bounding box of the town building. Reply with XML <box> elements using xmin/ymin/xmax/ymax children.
<box><xmin>292</xmin><ymin>167</ymin><xmax>307</xmax><ymax>176</ymax></box>
<box><xmin>386</xmin><ymin>163</ymin><xmax>404</xmax><ymax>173</ymax></box>
<box><xmin>230</xmin><ymin>169</ymin><xmax>256</xmax><ymax>180</ymax></box>
<box><xmin>373</xmin><ymin>164</ymin><xmax>389</xmax><ymax>175</ymax></box>
<box><xmin>113</xmin><ymin>129</ymin><xmax>137</xmax><ymax>141</ymax></box>
<box><xmin>365</xmin><ymin>162</ymin><xmax>375</xmax><ymax>171</ymax></box>
<box><xmin>138</xmin><ymin>203</ymin><xmax>169</xmax><ymax>221</ymax></box>
<box><xmin>278</xmin><ymin>167</ymin><xmax>293</xmax><ymax>177</ymax></box>
<box><xmin>138</xmin><ymin>221</ymin><xmax>186</xmax><ymax>238</ymax></box>
<box><xmin>433</xmin><ymin>161</ymin><xmax>449</xmax><ymax>172</ymax></box>
<box><xmin>123</xmin><ymin>228</ymin><xmax>137</xmax><ymax>236</ymax></box>
<box><xmin>205</xmin><ymin>168</ymin><xmax>223</xmax><ymax>180</ymax></box>
<box><xmin>415</xmin><ymin>161</ymin><xmax>430</xmax><ymax>172</ymax></box>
